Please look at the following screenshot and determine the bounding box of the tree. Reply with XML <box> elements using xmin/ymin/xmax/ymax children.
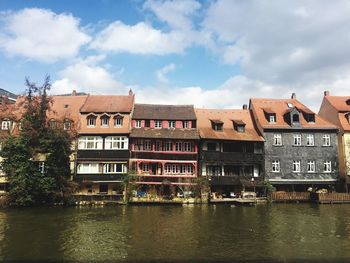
<box><xmin>1</xmin><ymin>76</ymin><xmax>73</xmax><ymax>206</ymax></box>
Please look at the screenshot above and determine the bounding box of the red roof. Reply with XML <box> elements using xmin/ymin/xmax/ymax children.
<box><xmin>80</xmin><ymin>95</ymin><xmax>134</xmax><ymax>113</ymax></box>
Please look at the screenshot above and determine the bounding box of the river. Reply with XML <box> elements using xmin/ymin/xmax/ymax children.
<box><xmin>0</xmin><ymin>204</ymin><xmax>349</xmax><ymax>262</ymax></box>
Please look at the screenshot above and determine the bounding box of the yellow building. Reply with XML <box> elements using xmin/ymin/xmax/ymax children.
<box><xmin>319</xmin><ymin>91</ymin><xmax>350</xmax><ymax>191</ymax></box>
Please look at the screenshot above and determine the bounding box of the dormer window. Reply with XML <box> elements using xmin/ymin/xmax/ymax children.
<box><xmin>346</xmin><ymin>99</ymin><xmax>350</xmax><ymax>105</ymax></box>
<box><xmin>1</xmin><ymin>120</ymin><xmax>11</xmax><ymax>130</ymax></box>
<box><xmin>183</xmin><ymin>121</ymin><xmax>189</xmax><ymax>129</ymax></box>
<box><xmin>155</xmin><ymin>120</ymin><xmax>162</xmax><ymax>129</ymax></box>
<box><xmin>63</xmin><ymin>119</ymin><xmax>71</xmax><ymax>130</ymax></box>
<box><xmin>211</xmin><ymin>120</ymin><xmax>223</xmax><ymax>131</ymax></box>
<box><xmin>232</xmin><ymin>120</ymin><xmax>246</xmax><ymax>133</ymax></box>
<box><xmin>305</xmin><ymin>113</ymin><xmax>315</xmax><ymax>123</ymax></box>
<box><xmin>263</xmin><ymin>108</ymin><xmax>276</xmax><ymax>123</ymax></box>
<box><xmin>168</xmin><ymin>121</ymin><xmax>176</xmax><ymax>129</ymax></box>
<box><xmin>100</xmin><ymin>114</ymin><xmax>110</xmax><ymax>128</ymax></box>
<box><xmin>87</xmin><ymin>115</ymin><xmax>97</xmax><ymax>127</ymax></box>
<box><xmin>292</xmin><ymin>113</ymin><xmax>300</xmax><ymax>123</ymax></box>
<box><xmin>135</xmin><ymin>120</ymin><xmax>142</xmax><ymax>128</ymax></box>
<box><xmin>269</xmin><ymin>114</ymin><xmax>276</xmax><ymax>123</ymax></box>
<box><xmin>114</xmin><ymin>115</ymin><xmax>123</xmax><ymax>128</ymax></box>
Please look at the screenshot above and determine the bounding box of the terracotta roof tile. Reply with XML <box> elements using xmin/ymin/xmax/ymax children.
<box><xmin>325</xmin><ymin>96</ymin><xmax>350</xmax><ymax>112</ymax></box>
<box><xmin>80</xmin><ymin>95</ymin><xmax>134</xmax><ymax>113</ymax></box>
<box><xmin>195</xmin><ymin>108</ymin><xmax>264</xmax><ymax>141</ymax></box>
<box><xmin>133</xmin><ymin>104</ymin><xmax>196</xmax><ymax>120</ymax></box>
<box><xmin>130</xmin><ymin>128</ymin><xmax>199</xmax><ymax>139</ymax></box>
<box><xmin>250</xmin><ymin>98</ymin><xmax>337</xmax><ymax>130</ymax></box>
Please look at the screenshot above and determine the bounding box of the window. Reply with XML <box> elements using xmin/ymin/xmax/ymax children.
<box><xmin>78</xmin><ymin>136</ymin><xmax>103</xmax><ymax>150</ymax></box>
<box><xmin>272</xmin><ymin>160</ymin><xmax>280</xmax><ymax>172</ymax></box>
<box><xmin>183</xmin><ymin>142</ymin><xmax>193</xmax><ymax>152</ymax></box>
<box><xmin>103</xmin><ymin>163</ymin><xmax>126</xmax><ymax>174</ymax></box>
<box><xmin>165</xmin><ymin>141</ymin><xmax>172</xmax><ymax>151</ymax></box>
<box><xmin>293</xmin><ymin>134</ymin><xmax>301</xmax><ymax>146</ymax></box>
<box><xmin>273</xmin><ymin>134</ymin><xmax>282</xmax><ymax>146</ymax></box>
<box><xmin>87</xmin><ymin>117</ymin><xmax>96</xmax><ymax>127</ymax></box>
<box><xmin>99</xmin><ymin>184</ymin><xmax>108</xmax><ymax>194</ymax></box>
<box><xmin>105</xmin><ymin>136</ymin><xmax>128</xmax><ymax>150</ymax></box>
<box><xmin>207</xmin><ymin>142</ymin><xmax>217</xmax><ymax>151</ymax></box>
<box><xmin>306</xmin><ymin>134</ymin><xmax>314</xmax><ymax>146</ymax></box>
<box><xmin>155</xmin><ymin>141</ymin><xmax>162</xmax><ymax>151</ymax></box>
<box><xmin>293</xmin><ymin>161</ymin><xmax>301</xmax><ymax>173</ymax></box>
<box><xmin>38</xmin><ymin>162</ymin><xmax>45</xmax><ymax>174</ymax></box>
<box><xmin>165</xmin><ymin>164</ymin><xmax>172</xmax><ymax>174</ymax></box>
<box><xmin>305</xmin><ymin>114</ymin><xmax>315</xmax><ymax>123</ymax></box>
<box><xmin>213</xmin><ymin>124</ymin><xmax>223</xmax><ymax>131</ymax></box>
<box><xmin>144</xmin><ymin>120</ymin><xmax>150</xmax><ymax>128</ymax></box>
<box><xmin>168</xmin><ymin>121</ymin><xmax>176</xmax><ymax>129</ymax></box>
<box><xmin>77</xmin><ymin>163</ymin><xmax>100</xmax><ymax>174</ymax></box>
<box><xmin>155</xmin><ymin>120</ymin><xmax>162</xmax><ymax>129</ymax></box>
<box><xmin>307</xmin><ymin>161</ymin><xmax>315</xmax><ymax>173</ymax></box>
<box><xmin>324</xmin><ymin>161</ymin><xmax>332</xmax><ymax>172</ymax></box>
<box><xmin>114</xmin><ymin>118</ymin><xmax>123</xmax><ymax>127</ymax></box>
<box><xmin>142</xmin><ymin>163</ymin><xmax>149</xmax><ymax>173</ymax></box>
<box><xmin>269</xmin><ymin>114</ymin><xmax>276</xmax><ymax>123</ymax></box>
<box><xmin>292</xmin><ymin>114</ymin><xmax>299</xmax><ymax>123</ymax></box>
<box><xmin>175</xmin><ymin>142</ymin><xmax>183</xmax><ymax>152</ymax></box>
<box><xmin>1</xmin><ymin>120</ymin><xmax>11</xmax><ymax>130</ymax></box>
<box><xmin>323</xmin><ymin>134</ymin><xmax>331</xmax><ymax>146</ymax></box>
<box><xmin>183</xmin><ymin>121</ymin><xmax>189</xmax><ymax>129</ymax></box>
<box><xmin>49</xmin><ymin>120</ymin><xmax>56</xmax><ymax>129</ymax></box>
<box><xmin>172</xmin><ymin>164</ymin><xmax>180</xmax><ymax>174</ymax></box>
<box><xmin>101</xmin><ymin>117</ymin><xmax>109</xmax><ymax>127</ymax></box>
<box><xmin>144</xmin><ymin>140</ymin><xmax>151</xmax><ymax>151</ymax></box>
<box><xmin>135</xmin><ymin>120</ymin><xmax>142</xmax><ymax>128</ymax></box>
<box><xmin>207</xmin><ymin>165</ymin><xmax>222</xmax><ymax>176</ymax></box>
<box><xmin>236</xmin><ymin>125</ymin><xmax>245</xmax><ymax>132</ymax></box>
<box><xmin>63</xmin><ymin>120</ymin><xmax>71</xmax><ymax>130</ymax></box>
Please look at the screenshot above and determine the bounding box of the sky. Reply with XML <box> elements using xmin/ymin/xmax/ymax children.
<box><xmin>0</xmin><ymin>0</ymin><xmax>350</xmax><ymax>111</ymax></box>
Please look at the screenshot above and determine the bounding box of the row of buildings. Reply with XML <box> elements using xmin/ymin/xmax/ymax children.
<box><xmin>1</xmin><ymin>90</ymin><xmax>350</xmax><ymax>199</ymax></box>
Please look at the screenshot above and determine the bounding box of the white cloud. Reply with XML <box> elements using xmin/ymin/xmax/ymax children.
<box><xmin>156</xmin><ymin>63</ymin><xmax>176</xmax><ymax>83</ymax></box>
<box><xmin>0</xmin><ymin>8</ymin><xmax>90</xmax><ymax>63</ymax></box>
<box><xmin>90</xmin><ymin>21</ymin><xmax>190</xmax><ymax>55</ymax></box>
<box><xmin>51</xmin><ymin>56</ymin><xmax>129</xmax><ymax>95</ymax></box>
<box><xmin>143</xmin><ymin>0</ymin><xmax>201</xmax><ymax>30</ymax></box>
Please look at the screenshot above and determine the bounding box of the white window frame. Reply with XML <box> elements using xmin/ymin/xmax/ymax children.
<box><xmin>155</xmin><ymin>120</ymin><xmax>162</xmax><ymax>129</ymax></box>
<box><xmin>87</xmin><ymin>117</ymin><xmax>96</xmax><ymax>127</ymax></box>
<box><xmin>293</xmin><ymin>160</ymin><xmax>301</xmax><ymax>173</ymax></box>
<box><xmin>306</xmin><ymin>134</ymin><xmax>314</xmax><ymax>146</ymax></box>
<box><xmin>324</xmin><ymin>161</ymin><xmax>332</xmax><ymax>173</ymax></box>
<box><xmin>142</xmin><ymin>163</ymin><xmax>149</xmax><ymax>173</ymax></box>
<box><xmin>101</xmin><ymin>117</ymin><xmax>109</xmax><ymax>128</ymax></box>
<box><xmin>103</xmin><ymin>163</ymin><xmax>127</xmax><ymax>174</ymax></box>
<box><xmin>105</xmin><ymin>136</ymin><xmax>128</xmax><ymax>150</ymax></box>
<box><xmin>77</xmin><ymin>163</ymin><xmax>100</xmax><ymax>174</ymax></box>
<box><xmin>78</xmin><ymin>136</ymin><xmax>103</xmax><ymax>150</ymax></box>
<box><xmin>307</xmin><ymin>160</ymin><xmax>316</xmax><ymax>173</ymax></box>
<box><xmin>165</xmin><ymin>141</ymin><xmax>172</xmax><ymax>151</ymax></box>
<box><xmin>293</xmin><ymin>134</ymin><xmax>301</xmax><ymax>146</ymax></box>
<box><xmin>165</xmin><ymin>164</ymin><xmax>172</xmax><ymax>174</ymax></box>
<box><xmin>135</xmin><ymin>120</ymin><xmax>142</xmax><ymax>128</ymax></box>
<box><xmin>183</xmin><ymin>121</ymin><xmax>189</xmax><ymax>129</ymax></box>
<box><xmin>323</xmin><ymin>134</ymin><xmax>331</xmax><ymax>146</ymax></box>
<box><xmin>114</xmin><ymin>118</ymin><xmax>123</xmax><ymax>128</ymax></box>
<box><xmin>272</xmin><ymin>160</ymin><xmax>280</xmax><ymax>173</ymax></box>
<box><xmin>63</xmin><ymin>120</ymin><xmax>71</xmax><ymax>131</ymax></box>
<box><xmin>269</xmin><ymin>115</ymin><xmax>276</xmax><ymax>123</ymax></box>
<box><xmin>155</xmin><ymin>141</ymin><xmax>162</xmax><ymax>151</ymax></box>
<box><xmin>175</xmin><ymin>142</ymin><xmax>183</xmax><ymax>152</ymax></box>
<box><xmin>144</xmin><ymin>140</ymin><xmax>151</xmax><ymax>151</ymax></box>
<box><xmin>273</xmin><ymin>134</ymin><xmax>282</xmax><ymax>146</ymax></box>
<box><xmin>183</xmin><ymin>142</ymin><xmax>193</xmax><ymax>152</ymax></box>
<box><xmin>168</xmin><ymin>121</ymin><xmax>176</xmax><ymax>129</ymax></box>
<box><xmin>1</xmin><ymin>120</ymin><xmax>11</xmax><ymax>130</ymax></box>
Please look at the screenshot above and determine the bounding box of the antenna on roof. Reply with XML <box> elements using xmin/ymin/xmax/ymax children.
<box><xmin>291</xmin><ymin>93</ymin><xmax>296</xmax><ymax>99</ymax></box>
<box><xmin>128</xmin><ymin>89</ymin><xmax>134</xmax><ymax>96</ymax></box>
<box><xmin>324</xmin><ymin>90</ymin><xmax>330</xmax><ymax>97</ymax></box>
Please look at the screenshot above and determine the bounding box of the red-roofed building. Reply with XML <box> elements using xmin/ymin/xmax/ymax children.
<box><xmin>250</xmin><ymin>93</ymin><xmax>339</xmax><ymax>192</ymax></box>
<box><xmin>319</xmin><ymin>91</ymin><xmax>350</xmax><ymax>190</ymax></box>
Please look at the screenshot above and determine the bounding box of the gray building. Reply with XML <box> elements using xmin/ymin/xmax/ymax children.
<box><xmin>250</xmin><ymin>94</ymin><xmax>339</xmax><ymax>192</ymax></box>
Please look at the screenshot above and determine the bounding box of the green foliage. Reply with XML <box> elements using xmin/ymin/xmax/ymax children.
<box><xmin>1</xmin><ymin>76</ymin><xmax>73</xmax><ymax>206</ymax></box>
<box><xmin>263</xmin><ymin>181</ymin><xmax>276</xmax><ymax>198</ymax></box>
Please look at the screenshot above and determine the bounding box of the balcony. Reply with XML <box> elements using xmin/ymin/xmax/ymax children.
<box><xmin>209</xmin><ymin>175</ymin><xmax>264</xmax><ymax>186</ymax></box>
<box><xmin>201</xmin><ymin>151</ymin><xmax>263</xmax><ymax>164</ymax></box>
<box><xmin>131</xmin><ymin>151</ymin><xmax>197</xmax><ymax>161</ymax></box>
<box><xmin>75</xmin><ymin>173</ymin><xmax>125</xmax><ymax>182</ymax></box>
<box><xmin>77</xmin><ymin>150</ymin><xmax>130</xmax><ymax>160</ymax></box>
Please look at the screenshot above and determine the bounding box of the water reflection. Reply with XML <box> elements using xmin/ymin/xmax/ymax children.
<box><xmin>0</xmin><ymin>204</ymin><xmax>350</xmax><ymax>262</ymax></box>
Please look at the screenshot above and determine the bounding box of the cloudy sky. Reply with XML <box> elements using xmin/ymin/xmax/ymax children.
<box><xmin>0</xmin><ymin>0</ymin><xmax>350</xmax><ymax>111</ymax></box>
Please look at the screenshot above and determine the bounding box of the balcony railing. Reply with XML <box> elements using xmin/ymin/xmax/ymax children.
<box><xmin>75</xmin><ymin>173</ymin><xmax>125</xmax><ymax>181</ymax></box>
<box><xmin>77</xmin><ymin>150</ymin><xmax>130</xmax><ymax>160</ymax></box>
<box><xmin>131</xmin><ymin>151</ymin><xmax>197</xmax><ymax>161</ymax></box>
<box><xmin>201</xmin><ymin>151</ymin><xmax>263</xmax><ymax>164</ymax></box>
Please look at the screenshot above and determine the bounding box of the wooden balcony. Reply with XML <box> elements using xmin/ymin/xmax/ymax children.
<box><xmin>75</xmin><ymin>173</ymin><xmax>125</xmax><ymax>182</ymax></box>
<box><xmin>201</xmin><ymin>151</ymin><xmax>263</xmax><ymax>164</ymax></box>
<box><xmin>131</xmin><ymin>151</ymin><xmax>197</xmax><ymax>161</ymax></box>
<box><xmin>77</xmin><ymin>150</ymin><xmax>129</xmax><ymax>160</ymax></box>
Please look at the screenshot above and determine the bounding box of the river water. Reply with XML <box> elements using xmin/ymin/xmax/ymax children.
<box><xmin>0</xmin><ymin>204</ymin><xmax>350</xmax><ymax>262</ymax></box>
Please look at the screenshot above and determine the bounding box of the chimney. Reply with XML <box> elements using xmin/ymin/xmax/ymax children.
<box><xmin>72</xmin><ymin>90</ymin><xmax>77</xmax><ymax>96</ymax></box>
<box><xmin>242</xmin><ymin>104</ymin><xmax>247</xmax><ymax>110</ymax></box>
<box><xmin>324</xmin><ymin>90</ymin><xmax>330</xmax><ymax>97</ymax></box>
<box><xmin>128</xmin><ymin>88</ymin><xmax>134</xmax><ymax>96</ymax></box>
<box><xmin>291</xmin><ymin>93</ymin><xmax>296</xmax><ymax>99</ymax></box>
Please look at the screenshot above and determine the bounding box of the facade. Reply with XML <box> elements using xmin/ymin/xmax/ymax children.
<box><xmin>74</xmin><ymin>93</ymin><xmax>134</xmax><ymax>197</ymax></box>
<box><xmin>195</xmin><ymin>107</ymin><xmax>265</xmax><ymax>197</ymax></box>
<box><xmin>318</xmin><ymin>91</ymin><xmax>350</xmax><ymax>191</ymax></box>
<box><xmin>250</xmin><ymin>94</ymin><xmax>339</xmax><ymax>192</ymax></box>
<box><xmin>129</xmin><ymin>104</ymin><xmax>200</xmax><ymax>197</ymax></box>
